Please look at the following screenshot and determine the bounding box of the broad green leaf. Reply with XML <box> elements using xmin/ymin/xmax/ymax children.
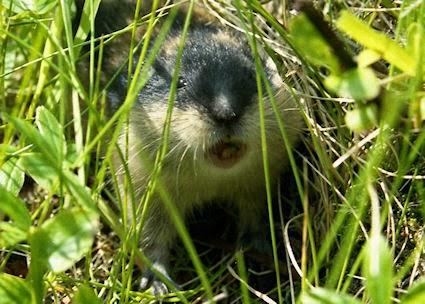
<box><xmin>0</xmin><ymin>185</ymin><xmax>31</xmax><ymax>231</ymax></box>
<box><xmin>363</xmin><ymin>235</ymin><xmax>394</xmax><ymax>304</ymax></box>
<box><xmin>64</xmin><ymin>171</ymin><xmax>97</xmax><ymax>213</ymax></box>
<box><xmin>30</xmin><ymin>208</ymin><xmax>98</xmax><ymax>273</ymax></box>
<box><xmin>0</xmin><ymin>157</ymin><xmax>24</xmax><ymax>195</ymax></box>
<box><xmin>65</xmin><ymin>143</ymin><xmax>78</xmax><ymax>168</ymax></box>
<box><xmin>289</xmin><ymin>13</ymin><xmax>340</xmax><ymax>74</ymax></box>
<box><xmin>345</xmin><ymin>105</ymin><xmax>378</xmax><ymax>132</ymax></box>
<box><xmin>73</xmin><ymin>285</ymin><xmax>102</xmax><ymax>304</ymax></box>
<box><xmin>336</xmin><ymin>11</ymin><xmax>416</xmax><ymax>76</ymax></box>
<box><xmin>0</xmin><ymin>273</ymin><xmax>32</xmax><ymax>304</ymax></box>
<box><xmin>3</xmin><ymin>113</ymin><xmax>59</xmax><ymax>168</ymax></box>
<box><xmin>324</xmin><ymin>67</ymin><xmax>380</xmax><ymax>101</ymax></box>
<box><xmin>2</xmin><ymin>0</ymin><xmax>58</xmax><ymax>14</ymax></box>
<box><xmin>0</xmin><ymin>222</ymin><xmax>28</xmax><ymax>247</ymax></box>
<box><xmin>20</xmin><ymin>152</ymin><xmax>97</xmax><ymax>212</ymax></box>
<box><xmin>20</xmin><ymin>152</ymin><xmax>59</xmax><ymax>193</ymax></box>
<box><xmin>35</xmin><ymin>106</ymin><xmax>67</xmax><ymax>161</ymax></box>
<box><xmin>0</xmin><ymin>183</ymin><xmax>30</xmax><ymax>247</ymax></box>
<box><xmin>357</xmin><ymin>49</ymin><xmax>381</xmax><ymax>68</ymax></box>
<box><xmin>401</xmin><ymin>279</ymin><xmax>425</xmax><ymax>304</ymax></box>
<box><xmin>301</xmin><ymin>287</ymin><xmax>361</xmax><ymax>304</ymax></box>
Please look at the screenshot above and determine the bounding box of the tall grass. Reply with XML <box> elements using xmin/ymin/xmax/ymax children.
<box><xmin>0</xmin><ymin>0</ymin><xmax>424</xmax><ymax>303</ymax></box>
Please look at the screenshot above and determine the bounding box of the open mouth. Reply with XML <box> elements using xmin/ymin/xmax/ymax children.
<box><xmin>207</xmin><ymin>138</ymin><xmax>247</xmax><ymax>169</ymax></box>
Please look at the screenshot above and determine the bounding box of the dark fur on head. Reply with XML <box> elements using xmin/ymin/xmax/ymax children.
<box><xmin>110</xmin><ymin>16</ymin><xmax>262</xmax><ymax>128</ymax></box>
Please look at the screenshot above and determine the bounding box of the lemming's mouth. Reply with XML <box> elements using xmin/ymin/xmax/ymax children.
<box><xmin>206</xmin><ymin>138</ymin><xmax>247</xmax><ymax>169</ymax></box>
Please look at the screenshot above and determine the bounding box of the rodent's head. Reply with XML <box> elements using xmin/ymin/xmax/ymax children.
<box><xmin>115</xmin><ymin>20</ymin><xmax>302</xmax><ymax>174</ymax></box>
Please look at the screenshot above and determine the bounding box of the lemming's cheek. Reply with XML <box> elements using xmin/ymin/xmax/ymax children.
<box><xmin>170</xmin><ymin>106</ymin><xmax>214</xmax><ymax>146</ymax></box>
<box><xmin>237</xmin><ymin>103</ymin><xmax>260</xmax><ymax>135</ymax></box>
<box><xmin>138</xmin><ymin>101</ymin><xmax>169</xmax><ymax>135</ymax></box>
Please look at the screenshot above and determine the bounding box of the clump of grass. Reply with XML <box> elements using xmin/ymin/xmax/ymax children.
<box><xmin>1</xmin><ymin>0</ymin><xmax>424</xmax><ymax>303</ymax></box>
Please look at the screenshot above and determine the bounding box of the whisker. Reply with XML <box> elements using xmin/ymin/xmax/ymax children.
<box><xmin>176</xmin><ymin>143</ymin><xmax>191</xmax><ymax>192</ymax></box>
<box><xmin>166</xmin><ymin>140</ymin><xmax>184</xmax><ymax>156</ymax></box>
<box><xmin>192</xmin><ymin>144</ymin><xmax>199</xmax><ymax>176</ymax></box>
<box><xmin>138</xmin><ymin>137</ymin><xmax>162</xmax><ymax>151</ymax></box>
<box><xmin>178</xmin><ymin>144</ymin><xmax>191</xmax><ymax>169</ymax></box>
<box><xmin>202</xmin><ymin>136</ymin><xmax>207</xmax><ymax>154</ymax></box>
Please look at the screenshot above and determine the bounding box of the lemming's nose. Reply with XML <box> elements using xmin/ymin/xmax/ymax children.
<box><xmin>210</xmin><ymin>94</ymin><xmax>240</xmax><ymax>124</ymax></box>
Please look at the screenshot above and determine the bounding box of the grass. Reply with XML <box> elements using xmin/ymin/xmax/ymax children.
<box><xmin>1</xmin><ymin>0</ymin><xmax>425</xmax><ymax>303</ymax></box>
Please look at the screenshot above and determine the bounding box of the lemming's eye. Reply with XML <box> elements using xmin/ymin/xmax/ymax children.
<box><xmin>177</xmin><ymin>77</ymin><xmax>188</xmax><ymax>89</ymax></box>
